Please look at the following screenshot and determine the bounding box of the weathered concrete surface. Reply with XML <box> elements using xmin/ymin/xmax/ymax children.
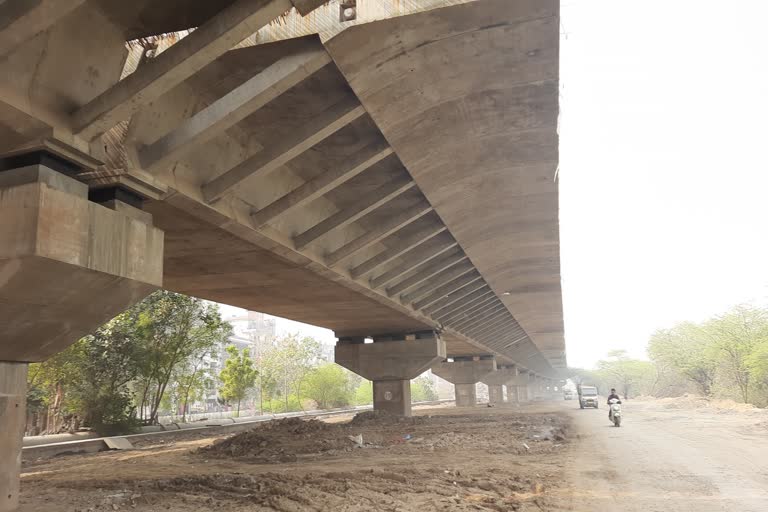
<box><xmin>487</xmin><ymin>385</ymin><xmax>504</xmax><ymax>405</ymax></box>
<box><xmin>432</xmin><ymin>359</ymin><xmax>497</xmax><ymax>407</ymax></box>
<box><xmin>0</xmin><ymin>362</ymin><xmax>26</xmax><ymax>512</ymax></box>
<box><xmin>326</xmin><ymin>0</ymin><xmax>564</xmax><ymax>369</ymax></box>
<box><xmin>0</xmin><ymin>162</ymin><xmax>164</xmax><ymax>361</ymax></box>
<box><xmin>335</xmin><ymin>334</ymin><xmax>446</xmax><ymax>415</ymax></box>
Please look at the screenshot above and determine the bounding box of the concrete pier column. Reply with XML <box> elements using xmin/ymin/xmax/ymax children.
<box><xmin>335</xmin><ymin>331</ymin><xmax>445</xmax><ymax>416</ymax></box>
<box><xmin>0</xmin><ymin>363</ymin><xmax>27</xmax><ymax>512</ymax></box>
<box><xmin>432</xmin><ymin>358</ymin><xmax>496</xmax><ymax>407</ymax></box>
<box><xmin>373</xmin><ymin>380</ymin><xmax>410</xmax><ymax>416</ymax></box>
<box><xmin>481</xmin><ymin>366</ymin><xmax>518</xmax><ymax>405</ymax></box>
<box><xmin>487</xmin><ymin>385</ymin><xmax>504</xmax><ymax>405</ymax></box>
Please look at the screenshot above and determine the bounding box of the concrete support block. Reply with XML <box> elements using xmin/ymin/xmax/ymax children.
<box><xmin>373</xmin><ymin>380</ymin><xmax>411</xmax><ymax>416</ymax></box>
<box><xmin>0</xmin><ymin>362</ymin><xmax>27</xmax><ymax>512</ymax></box>
<box><xmin>0</xmin><ymin>154</ymin><xmax>164</xmax><ymax>361</ymax></box>
<box><xmin>335</xmin><ymin>332</ymin><xmax>445</xmax><ymax>416</ymax></box>
<box><xmin>432</xmin><ymin>359</ymin><xmax>496</xmax><ymax>407</ymax></box>
<box><xmin>488</xmin><ymin>384</ymin><xmax>504</xmax><ymax>405</ymax></box>
<box><xmin>506</xmin><ymin>385</ymin><xmax>519</xmax><ymax>402</ymax></box>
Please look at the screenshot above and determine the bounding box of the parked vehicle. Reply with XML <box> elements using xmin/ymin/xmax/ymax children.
<box><xmin>563</xmin><ymin>389</ymin><xmax>574</xmax><ymax>400</ymax></box>
<box><xmin>578</xmin><ymin>385</ymin><xmax>599</xmax><ymax>409</ymax></box>
<box><xmin>608</xmin><ymin>398</ymin><xmax>622</xmax><ymax>427</ymax></box>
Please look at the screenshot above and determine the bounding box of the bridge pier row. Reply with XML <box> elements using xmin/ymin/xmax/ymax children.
<box><xmin>0</xmin><ymin>150</ymin><xmax>164</xmax><ymax>511</ymax></box>
<box><xmin>432</xmin><ymin>358</ymin><xmax>496</xmax><ymax>407</ymax></box>
<box><xmin>335</xmin><ymin>331</ymin><xmax>445</xmax><ymax>417</ymax></box>
<box><xmin>481</xmin><ymin>366</ymin><xmax>519</xmax><ymax>405</ymax></box>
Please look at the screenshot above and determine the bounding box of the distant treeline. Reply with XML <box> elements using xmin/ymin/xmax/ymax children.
<box><xmin>571</xmin><ymin>305</ymin><xmax>768</xmax><ymax>407</ymax></box>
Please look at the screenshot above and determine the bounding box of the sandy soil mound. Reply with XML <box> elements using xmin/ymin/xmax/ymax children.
<box><xmin>349</xmin><ymin>409</ymin><xmax>429</xmax><ymax>426</ymax></box>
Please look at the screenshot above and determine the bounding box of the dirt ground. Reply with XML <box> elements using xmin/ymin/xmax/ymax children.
<box><xmin>562</xmin><ymin>397</ymin><xmax>768</xmax><ymax>511</ymax></box>
<box><xmin>22</xmin><ymin>398</ymin><xmax>768</xmax><ymax>511</ymax></box>
<box><xmin>20</xmin><ymin>404</ymin><xmax>571</xmax><ymax>512</ymax></box>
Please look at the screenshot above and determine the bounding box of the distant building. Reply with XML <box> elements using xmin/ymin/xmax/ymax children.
<box><xmin>202</xmin><ymin>311</ymin><xmax>277</xmax><ymax>409</ymax></box>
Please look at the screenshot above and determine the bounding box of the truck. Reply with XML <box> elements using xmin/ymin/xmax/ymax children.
<box><xmin>577</xmin><ymin>384</ymin><xmax>599</xmax><ymax>409</ymax></box>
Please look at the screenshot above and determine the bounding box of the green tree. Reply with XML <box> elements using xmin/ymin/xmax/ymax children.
<box><xmin>132</xmin><ymin>292</ymin><xmax>230</xmax><ymax>424</ymax></box>
<box><xmin>704</xmin><ymin>306</ymin><xmax>768</xmax><ymax>403</ymax></box>
<box><xmin>260</xmin><ymin>334</ymin><xmax>322</xmax><ymax>411</ymax></box>
<box><xmin>303</xmin><ymin>364</ymin><xmax>353</xmax><ymax>409</ymax></box>
<box><xmin>219</xmin><ymin>346</ymin><xmax>258</xmax><ymax>416</ymax></box>
<box><xmin>411</xmin><ymin>376</ymin><xmax>438</xmax><ymax>402</ymax></box>
<box><xmin>354</xmin><ymin>380</ymin><xmax>373</xmax><ymax>405</ymax></box>
<box><xmin>648</xmin><ymin>323</ymin><xmax>718</xmax><ymax>396</ymax></box>
<box><xmin>596</xmin><ymin>350</ymin><xmax>655</xmax><ymax>398</ymax></box>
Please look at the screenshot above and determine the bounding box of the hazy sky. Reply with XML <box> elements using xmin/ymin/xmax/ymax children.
<box><xmin>220</xmin><ymin>0</ymin><xmax>768</xmax><ymax>369</ymax></box>
<box><xmin>559</xmin><ymin>0</ymin><xmax>768</xmax><ymax>367</ymax></box>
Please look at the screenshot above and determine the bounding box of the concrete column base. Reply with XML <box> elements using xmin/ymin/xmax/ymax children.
<box><xmin>488</xmin><ymin>384</ymin><xmax>504</xmax><ymax>405</ymax></box>
<box><xmin>507</xmin><ymin>385</ymin><xmax>519</xmax><ymax>402</ymax></box>
<box><xmin>0</xmin><ymin>362</ymin><xmax>27</xmax><ymax>512</ymax></box>
<box><xmin>455</xmin><ymin>383</ymin><xmax>477</xmax><ymax>407</ymax></box>
<box><xmin>373</xmin><ymin>380</ymin><xmax>411</xmax><ymax>416</ymax></box>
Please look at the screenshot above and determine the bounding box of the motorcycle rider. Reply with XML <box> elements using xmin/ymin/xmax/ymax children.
<box><xmin>607</xmin><ymin>388</ymin><xmax>621</xmax><ymax>419</ymax></box>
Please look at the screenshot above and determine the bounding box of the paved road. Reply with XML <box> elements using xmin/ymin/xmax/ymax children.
<box><xmin>562</xmin><ymin>399</ymin><xmax>768</xmax><ymax>511</ymax></box>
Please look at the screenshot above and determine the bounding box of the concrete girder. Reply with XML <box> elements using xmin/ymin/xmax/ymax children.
<box><xmin>325</xmin><ymin>200</ymin><xmax>433</xmax><ymax>267</ymax></box>
<box><xmin>384</xmin><ymin>248</ymin><xmax>467</xmax><ymax>296</ymax></box>
<box><xmin>470</xmin><ymin>317</ymin><xmax>519</xmax><ymax>340</ymax></box>
<box><xmin>411</xmin><ymin>271</ymin><xmax>483</xmax><ymax>311</ymax></box>
<box><xmin>250</xmin><ymin>140</ymin><xmax>392</xmax><ymax>228</ymax></box>
<box><xmin>448</xmin><ymin>303</ymin><xmax>506</xmax><ymax>331</ymax></box>
<box><xmin>295</xmin><ymin>175</ymin><xmax>416</xmax><ymax>250</ymax></box>
<box><xmin>203</xmin><ymin>95</ymin><xmax>366</xmax><ymax>203</ymax></box>
<box><xmin>369</xmin><ymin>233</ymin><xmax>458</xmax><ymax>289</ymax></box>
<box><xmin>424</xmin><ymin>279</ymin><xmax>490</xmax><ymax>315</ymax></box>
<box><xmin>349</xmin><ymin>221</ymin><xmax>447</xmax><ymax>279</ymax></box>
<box><xmin>402</xmin><ymin>261</ymin><xmax>476</xmax><ymax>305</ymax></box>
<box><xmin>437</xmin><ymin>294</ymin><xmax>499</xmax><ymax>325</ymax></box>
<box><xmin>459</xmin><ymin>311</ymin><xmax>511</xmax><ymax>336</ymax></box>
<box><xmin>443</xmin><ymin>298</ymin><xmax>503</xmax><ymax>327</ymax></box>
<box><xmin>0</xmin><ymin>0</ymin><xmax>86</xmax><ymax>58</ymax></box>
<box><xmin>138</xmin><ymin>43</ymin><xmax>333</xmax><ymax>173</ymax></box>
<box><xmin>72</xmin><ymin>0</ymin><xmax>298</xmax><ymax>140</ymax></box>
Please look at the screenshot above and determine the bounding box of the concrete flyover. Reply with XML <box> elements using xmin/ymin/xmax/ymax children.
<box><xmin>0</xmin><ymin>1</ymin><xmax>563</xmax><ymax>509</ymax></box>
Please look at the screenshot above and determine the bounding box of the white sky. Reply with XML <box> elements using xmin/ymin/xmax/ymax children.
<box><xmin>559</xmin><ymin>0</ymin><xmax>768</xmax><ymax>368</ymax></box>
<box><xmin>216</xmin><ymin>0</ymin><xmax>768</xmax><ymax>370</ymax></box>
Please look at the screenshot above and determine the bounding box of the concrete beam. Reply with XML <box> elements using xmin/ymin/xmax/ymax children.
<box><xmin>72</xmin><ymin>0</ymin><xmax>295</xmax><ymax>140</ymax></box>
<box><xmin>369</xmin><ymin>235</ymin><xmax>458</xmax><ymax>289</ymax></box>
<box><xmin>139</xmin><ymin>45</ymin><xmax>332</xmax><ymax>173</ymax></box>
<box><xmin>0</xmin><ymin>0</ymin><xmax>86</xmax><ymax>58</ymax></box>
<box><xmin>437</xmin><ymin>293</ymin><xmax>497</xmax><ymax>324</ymax></box>
<box><xmin>325</xmin><ymin>201</ymin><xmax>432</xmax><ymax>267</ymax></box>
<box><xmin>432</xmin><ymin>359</ymin><xmax>497</xmax><ymax>407</ymax></box>
<box><xmin>412</xmin><ymin>272</ymin><xmax>483</xmax><ymax>311</ymax></box>
<box><xmin>250</xmin><ymin>140</ymin><xmax>392</xmax><ymax>228</ymax></box>
<box><xmin>385</xmin><ymin>248</ymin><xmax>467</xmax><ymax>297</ymax></box>
<box><xmin>474</xmin><ymin>320</ymin><xmax>522</xmax><ymax>341</ymax></box>
<box><xmin>424</xmin><ymin>281</ymin><xmax>490</xmax><ymax>317</ymax></box>
<box><xmin>294</xmin><ymin>176</ymin><xmax>415</xmax><ymax>250</ymax></box>
<box><xmin>291</xmin><ymin>0</ymin><xmax>328</xmax><ymax>16</ymax></box>
<box><xmin>349</xmin><ymin>222</ymin><xmax>446</xmax><ymax>279</ymax></box>
<box><xmin>449</xmin><ymin>303</ymin><xmax>506</xmax><ymax>331</ymax></box>
<box><xmin>463</xmin><ymin>314</ymin><xmax>514</xmax><ymax>339</ymax></box>
<box><xmin>402</xmin><ymin>261</ymin><xmax>475</xmax><ymax>304</ymax></box>
<box><xmin>443</xmin><ymin>298</ymin><xmax>502</xmax><ymax>326</ymax></box>
<box><xmin>204</xmin><ymin>96</ymin><xmax>365</xmax><ymax>203</ymax></box>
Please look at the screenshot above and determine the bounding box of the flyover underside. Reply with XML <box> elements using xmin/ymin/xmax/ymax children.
<box><xmin>0</xmin><ymin>0</ymin><xmax>563</xmax><ymax>375</ymax></box>
<box><xmin>325</xmin><ymin>0</ymin><xmax>565</xmax><ymax>368</ymax></box>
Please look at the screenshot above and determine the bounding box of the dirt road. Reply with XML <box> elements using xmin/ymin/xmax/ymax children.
<box><xmin>563</xmin><ymin>399</ymin><xmax>768</xmax><ymax>511</ymax></box>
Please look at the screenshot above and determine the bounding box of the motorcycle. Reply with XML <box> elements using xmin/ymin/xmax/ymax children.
<box><xmin>608</xmin><ymin>398</ymin><xmax>622</xmax><ymax>427</ymax></box>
